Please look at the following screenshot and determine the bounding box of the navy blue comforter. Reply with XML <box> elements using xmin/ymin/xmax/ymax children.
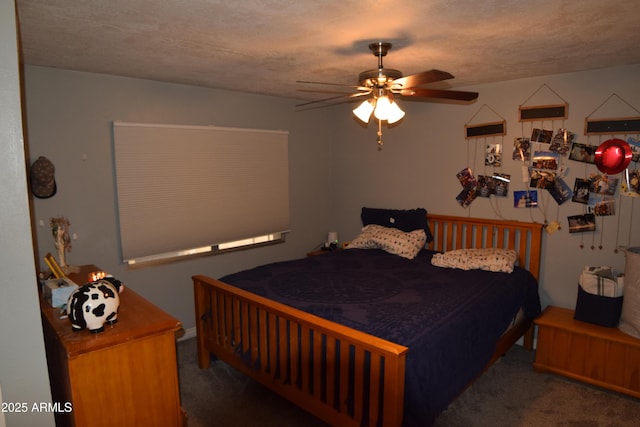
<box><xmin>219</xmin><ymin>248</ymin><xmax>541</xmax><ymax>425</ymax></box>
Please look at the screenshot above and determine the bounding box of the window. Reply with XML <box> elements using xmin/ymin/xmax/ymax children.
<box><xmin>113</xmin><ymin>122</ymin><xmax>290</xmax><ymax>265</ymax></box>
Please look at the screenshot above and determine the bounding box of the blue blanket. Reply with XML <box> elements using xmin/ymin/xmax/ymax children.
<box><xmin>220</xmin><ymin>248</ymin><xmax>541</xmax><ymax>425</ymax></box>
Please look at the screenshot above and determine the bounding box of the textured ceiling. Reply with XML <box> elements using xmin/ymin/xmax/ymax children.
<box><xmin>15</xmin><ymin>0</ymin><xmax>640</xmax><ymax>102</ymax></box>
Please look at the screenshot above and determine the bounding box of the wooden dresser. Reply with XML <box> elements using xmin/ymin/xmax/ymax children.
<box><xmin>39</xmin><ymin>265</ymin><xmax>186</xmax><ymax>426</ymax></box>
<box><xmin>534</xmin><ymin>306</ymin><xmax>640</xmax><ymax>398</ymax></box>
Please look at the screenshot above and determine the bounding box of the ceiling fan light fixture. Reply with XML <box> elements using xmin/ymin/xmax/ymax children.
<box><xmin>353</xmin><ymin>99</ymin><xmax>375</xmax><ymax>123</ymax></box>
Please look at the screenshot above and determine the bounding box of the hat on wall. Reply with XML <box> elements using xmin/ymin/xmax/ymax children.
<box><xmin>595</xmin><ymin>139</ymin><xmax>632</xmax><ymax>175</ymax></box>
<box><xmin>30</xmin><ymin>156</ymin><xmax>57</xmax><ymax>199</ymax></box>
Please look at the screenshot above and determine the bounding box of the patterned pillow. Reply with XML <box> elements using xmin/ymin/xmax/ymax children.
<box><xmin>348</xmin><ymin>224</ymin><xmax>427</xmax><ymax>259</ymax></box>
<box><xmin>361</xmin><ymin>207</ymin><xmax>433</xmax><ymax>243</ymax></box>
<box><xmin>431</xmin><ymin>248</ymin><xmax>517</xmax><ymax>273</ymax></box>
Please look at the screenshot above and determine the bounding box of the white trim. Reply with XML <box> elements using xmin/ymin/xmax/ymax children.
<box><xmin>179</xmin><ymin>326</ymin><xmax>197</xmax><ymax>342</ymax></box>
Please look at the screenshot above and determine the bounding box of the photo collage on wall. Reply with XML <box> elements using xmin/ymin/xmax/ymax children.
<box><xmin>511</xmin><ymin>128</ymin><xmax>577</xmax><ymax>208</ymax></box>
<box><xmin>571</xmin><ymin>174</ymin><xmax>619</xmax><ymax>217</ymax></box>
<box><xmin>456</xmin><ymin>114</ymin><xmax>639</xmax><ymax>222</ymax></box>
<box><xmin>456</xmin><ymin>167</ymin><xmax>511</xmax><ymax>208</ymax></box>
<box><xmin>564</xmin><ymin>136</ymin><xmax>640</xmax><ymax>232</ymax></box>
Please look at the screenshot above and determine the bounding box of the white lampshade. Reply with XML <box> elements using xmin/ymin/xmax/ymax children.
<box><xmin>353</xmin><ymin>99</ymin><xmax>375</xmax><ymax>123</ymax></box>
<box><xmin>373</xmin><ymin>96</ymin><xmax>392</xmax><ymax>121</ymax></box>
<box><xmin>386</xmin><ymin>100</ymin><xmax>405</xmax><ymax>124</ymax></box>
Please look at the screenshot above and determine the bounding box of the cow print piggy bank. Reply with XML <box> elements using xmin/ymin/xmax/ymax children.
<box><xmin>67</xmin><ymin>277</ymin><xmax>124</xmax><ymax>333</ymax></box>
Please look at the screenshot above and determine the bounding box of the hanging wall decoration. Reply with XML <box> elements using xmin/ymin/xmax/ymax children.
<box><xmin>460</xmin><ymin>104</ymin><xmax>509</xmax><ymax>214</ymax></box>
<box><xmin>584</xmin><ymin>94</ymin><xmax>640</xmax><ymax>135</ymax></box>
<box><xmin>583</xmin><ymin>94</ymin><xmax>640</xmax><ymax>252</ymax></box>
<box><xmin>517</xmin><ymin>84</ymin><xmax>572</xmax><ymax>232</ymax></box>
<box><xmin>519</xmin><ymin>84</ymin><xmax>569</xmax><ymax>122</ymax></box>
<box><xmin>464</xmin><ymin>104</ymin><xmax>506</xmax><ymax>139</ymax></box>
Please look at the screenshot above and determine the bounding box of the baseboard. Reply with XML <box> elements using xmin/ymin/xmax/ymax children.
<box><xmin>179</xmin><ymin>326</ymin><xmax>197</xmax><ymax>342</ymax></box>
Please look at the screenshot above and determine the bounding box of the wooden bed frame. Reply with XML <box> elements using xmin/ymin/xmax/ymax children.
<box><xmin>193</xmin><ymin>214</ymin><xmax>543</xmax><ymax>427</ymax></box>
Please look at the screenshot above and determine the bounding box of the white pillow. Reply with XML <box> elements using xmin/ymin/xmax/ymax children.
<box><xmin>348</xmin><ymin>224</ymin><xmax>426</xmax><ymax>259</ymax></box>
<box><xmin>431</xmin><ymin>248</ymin><xmax>517</xmax><ymax>273</ymax></box>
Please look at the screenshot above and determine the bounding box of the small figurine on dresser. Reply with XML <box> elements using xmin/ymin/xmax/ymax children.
<box><xmin>66</xmin><ymin>275</ymin><xmax>125</xmax><ymax>333</ymax></box>
<box><xmin>49</xmin><ymin>216</ymin><xmax>75</xmax><ymax>274</ymax></box>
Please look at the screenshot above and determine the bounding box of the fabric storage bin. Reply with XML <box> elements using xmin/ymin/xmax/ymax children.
<box><xmin>574</xmin><ymin>284</ymin><xmax>623</xmax><ymax>327</ymax></box>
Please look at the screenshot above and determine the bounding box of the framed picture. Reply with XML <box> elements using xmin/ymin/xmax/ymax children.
<box><xmin>44</xmin><ymin>252</ymin><xmax>66</xmax><ymax>279</ymax></box>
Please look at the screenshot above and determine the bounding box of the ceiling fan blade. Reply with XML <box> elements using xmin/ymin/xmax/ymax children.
<box><xmin>297</xmin><ymin>80</ymin><xmax>369</xmax><ymax>90</ymax></box>
<box><xmin>399</xmin><ymin>88</ymin><xmax>478</xmax><ymax>101</ymax></box>
<box><xmin>390</xmin><ymin>69</ymin><xmax>454</xmax><ymax>89</ymax></box>
<box><xmin>295</xmin><ymin>91</ymin><xmax>370</xmax><ymax>108</ymax></box>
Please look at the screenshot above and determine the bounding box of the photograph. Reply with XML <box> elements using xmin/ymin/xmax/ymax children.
<box><xmin>485</xmin><ymin>143</ymin><xmax>502</xmax><ymax>167</ymax></box>
<box><xmin>532</xmin><ymin>151</ymin><xmax>560</xmax><ymax>170</ymax></box>
<box><xmin>512</xmin><ymin>137</ymin><xmax>531</xmax><ymax>161</ymax></box>
<box><xmin>492</xmin><ymin>173</ymin><xmax>510</xmax><ymax>197</ymax></box>
<box><xmin>531</xmin><ymin>128</ymin><xmax>553</xmax><ymax>143</ymax></box>
<box><xmin>589</xmin><ymin>174</ymin><xmax>618</xmax><ymax>195</ymax></box>
<box><xmin>529</xmin><ymin>169</ymin><xmax>556</xmax><ymax>189</ymax></box>
<box><xmin>549</xmin><ymin>129</ymin><xmax>575</xmax><ymax>155</ymax></box>
<box><xmin>628</xmin><ymin>136</ymin><xmax>640</xmax><ymax>162</ymax></box>
<box><xmin>568</xmin><ymin>213</ymin><xmax>596</xmax><ymax>233</ymax></box>
<box><xmin>589</xmin><ymin>196</ymin><xmax>616</xmax><ymax>216</ymax></box>
<box><xmin>622</xmin><ymin>170</ymin><xmax>640</xmax><ymax>197</ymax></box>
<box><xmin>547</xmin><ymin>176</ymin><xmax>573</xmax><ymax>205</ymax></box>
<box><xmin>569</xmin><ymin>142</ymin><xmax>597</xmax><ymax>164</ymax></box>
<box><xmin>572</xmin><ymin>178</ymin><xmax>591</xmax><ymax>204</ymax></box>
<box><xmin>456</xmin><ymin>167</ymin><xmax>477</xmax><ymax>189</ymax></box>
<box><xmin>476</xmin><ymin>175</ymin><xmax>493</xmax><ymax>197</ymax></box>
<box><xmin>477</xmin><ymin>173</ymin><xmax>511</xmax><ymax>197</ymax></box>
<box><xmin>514</xmin><ymin>190</ymin><xmax>538</xmax><ymax>208</ymax></box>
<box><xmin>456</xmin><ymin>186</ymin><xmax>477</xmax><ymax>208</ymax></box>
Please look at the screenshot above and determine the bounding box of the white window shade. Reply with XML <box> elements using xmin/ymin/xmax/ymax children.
<box><xmin>113</xmin><ymin>122</ymin><xmax>290</xmax><ymax>262</ymax></box>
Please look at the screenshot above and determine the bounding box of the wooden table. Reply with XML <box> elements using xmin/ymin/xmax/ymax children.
<box><xmin>534</xmin><ymin>306</ymin><xmax>640</xmax><ymax>398</ymax></box>
<box><xmin>40</xmin><ymin>265</ymin><xmax>186</xmax><ymax>426</ymax></box>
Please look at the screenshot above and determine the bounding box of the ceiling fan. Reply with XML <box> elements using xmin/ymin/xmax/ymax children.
<box><xmin>297</xmin><ymin>42</ymin><xmax>479</xmax><ymax>148</ymax></box>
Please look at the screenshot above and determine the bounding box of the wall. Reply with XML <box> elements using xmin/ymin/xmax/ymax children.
<box><xmin>328</xmin><ymin>64</ymin><xmax>640</xmax><ymax>310</ymax></box>
<box><xmin>24</xmin><ymin>65</ymin><xmax>334</xmax><ymax>331</ymax></box>
<box><xmin>0</xmin><ymin>2</ymin><xmax>54</xmax><ymax>426</ymax></box>
<box><xmin>23</xmin><ymin>63</ymin><xmax>640</xmax><ymax>333</ymax></box>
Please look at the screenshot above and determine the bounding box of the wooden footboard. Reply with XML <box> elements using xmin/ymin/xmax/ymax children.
<box><xmin>193</xmin><ymin>275</ymin><xmax>408</xmax><ymax>427</ymax></box>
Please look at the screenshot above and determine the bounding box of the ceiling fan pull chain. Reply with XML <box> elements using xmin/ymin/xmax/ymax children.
<box><xmin>377</xmin><ymin>120</ymin><xmax>383</xmax><ymax>150</ymax></box>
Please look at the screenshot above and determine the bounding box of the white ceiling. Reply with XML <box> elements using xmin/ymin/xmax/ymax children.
<box><xmin>15</xmin><ymin>0</ymin><xmax>640</xmax><ymax>103</ymax></box>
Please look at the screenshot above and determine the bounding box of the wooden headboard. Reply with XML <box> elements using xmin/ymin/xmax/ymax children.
<box><xmin>426</xmin><ymin>214</ymin><xmax>544</xmax><ymax>282</ymax></box>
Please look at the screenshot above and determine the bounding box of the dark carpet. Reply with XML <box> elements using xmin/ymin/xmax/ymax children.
<box><xmin>177</xmin><ymin>338</ymin><xmax>640</xmax><ymax>426</ymax></box>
